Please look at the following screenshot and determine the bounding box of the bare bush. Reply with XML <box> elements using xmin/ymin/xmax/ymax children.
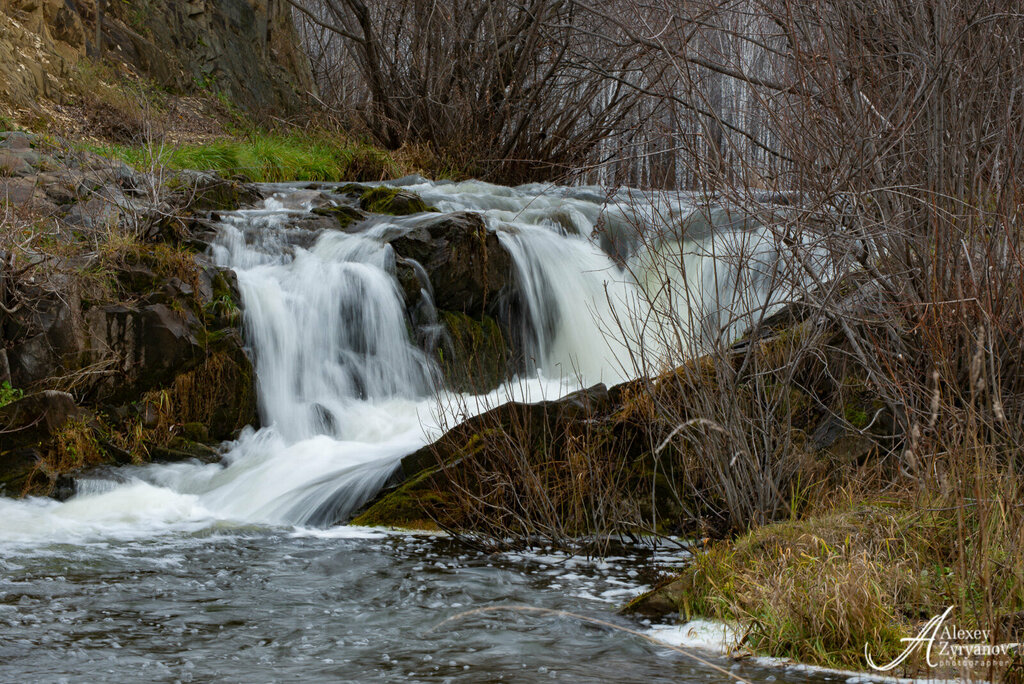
<box><xmin>288</xmin><ymin>0</ymin><xmax>651</xmax><ymax>182</ymax></box>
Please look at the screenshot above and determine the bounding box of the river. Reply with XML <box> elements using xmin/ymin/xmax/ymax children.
<box><xmin>0</xmin><ymin>179</ymin><xmax>833</xmax><ymax>682</ymax></box>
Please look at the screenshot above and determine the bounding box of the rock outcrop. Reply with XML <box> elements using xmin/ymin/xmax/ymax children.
<box><xmin>0</xmin><ymin>0</ymin><xmax>313</xmax><ymax>117</ymax></box>
<box><xmin>0</xmin><ymin>133</ymin><xmax>260</xmax><ymax>496</ymax></box>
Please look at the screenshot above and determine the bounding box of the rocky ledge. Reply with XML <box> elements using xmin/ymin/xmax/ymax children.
<box><xmin>1</xmin><ymin>132</ymin><xmax>262</xmax><ymax>496</ymax></box>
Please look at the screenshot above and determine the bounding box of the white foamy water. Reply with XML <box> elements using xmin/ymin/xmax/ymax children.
<box><xmin>0</xmin><ymin>179</ymin><xmax>801</xmax><ymax>543</ymax></box>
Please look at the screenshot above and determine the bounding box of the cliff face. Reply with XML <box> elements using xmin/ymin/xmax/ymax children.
<box><xmin>0</xmin><ymin>0</ymin><xmax>313</xmax><ymax>117</ymax></box>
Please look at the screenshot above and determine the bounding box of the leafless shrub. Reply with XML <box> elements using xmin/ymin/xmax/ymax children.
<box><xmin>288</xmin><ymin>0</ymin><xmax>652</xmax><ymax>183</ymax></box>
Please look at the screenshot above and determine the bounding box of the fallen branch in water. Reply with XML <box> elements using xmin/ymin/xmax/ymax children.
<box><xmin>429</xmin><ymin>603</ymin><xmax>751</xmax><ymax>683</ymax></box>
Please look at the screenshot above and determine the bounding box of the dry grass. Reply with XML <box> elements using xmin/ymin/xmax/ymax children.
<box><xmin>419</xmin><ymin>386</ymin><xmax>650</xmax><ymax>552</ymax></box>
<box><xmin>672</xmin><ymin>454</ymin><xmax>1024</xmax><ymax>676</ymax></box>
<box><xmin>46</xmin><ymin>416</ymin><xmax>108</xmax><ymax>474</ymax></box>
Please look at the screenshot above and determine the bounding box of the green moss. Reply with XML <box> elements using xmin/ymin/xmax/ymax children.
<box><xmin>437</xmin><ymin>310</ymin><xmax>509</xmax><ymax>392</ymax></box>
<box><xmin>0</xmin><ymin>381</ymin><xmax>24</xmax><ymax>408</ymax></box>
<box><xmin>351</xmin><ymin>467</ymin><xmax>450</xmax><ymax>530</ymax></box>
<box><xmin>312</xmin><ymin>204</ymin><xmax>367</xmax><ymax>229</ymax></box>
<box><xmin>358</xmin><ymin>185</ymin><xmax>438</xmax><ymax>215</ymax></box>
<box><xmin>844</xmin><ymin>404</ymin><xmax>871</xmax><ymax>429</ymax></box>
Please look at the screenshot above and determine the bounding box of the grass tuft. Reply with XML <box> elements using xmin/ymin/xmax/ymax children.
<box><xmin>92</xmin><ymin>132</ymin><xmax>401</xmax><ymax>183</ymax></box>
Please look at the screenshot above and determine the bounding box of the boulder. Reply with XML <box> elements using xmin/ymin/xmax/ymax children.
<box><xmin>352</xmin><ymin>383</ymin><xmax>617</xmax><ymax>529</ymax></box>
<box><xmin>6</xmin><ymin>287</ymin><xmax>85</xmax><ymax>388</ymax></box>
<box><xmin>389</xmin><ymin>211</ymin><xmax>514</xmax><ymax>319</ymax></box>
<box><xmin>434</xmin><ymin>310</ymin><xmax>509</xmax><ymax>393</ymax></box>
<box><xmin>0</xmin><ymin>390</ymin><xmax>90</xmax><ymax>495</ymax></box>
<box><xmin>82</xmin><ymin>302</ymin><xmax>204</xmax><ymax>402</ymax></box>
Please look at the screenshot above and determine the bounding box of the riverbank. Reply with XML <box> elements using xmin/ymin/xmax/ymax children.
<box><xmin>356</xmin><ymin>292</ymin><xmax>1024</xmax><ymax>680</ymax></box>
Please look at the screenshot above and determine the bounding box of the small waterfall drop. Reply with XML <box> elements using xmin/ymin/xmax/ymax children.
<box><xmin>0</xmin><ymin>179</ymin><xmax>802</xmax><ymax>537</ymax></box>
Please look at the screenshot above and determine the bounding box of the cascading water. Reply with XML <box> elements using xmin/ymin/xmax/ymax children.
<box><xmin>0</xmin><ymin>179</ymin><xmax>802</xmax><ymax>536</ymax></box>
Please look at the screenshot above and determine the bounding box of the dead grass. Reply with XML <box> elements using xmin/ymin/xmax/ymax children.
<box><xmin>673</xmin><ymin>460</ymin><xmax>1024</xmax><ymax>677</ymax></box>
<box><xmin>46</xmin><ymin>416</ymin><xmax>107</xmax><ymax>474</ymax></box>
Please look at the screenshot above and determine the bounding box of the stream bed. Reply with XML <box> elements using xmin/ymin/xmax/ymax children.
<box><xmin>0</xmin><ymin>525</ymin><xmax>843</xmax><ymax>683</ymax></box>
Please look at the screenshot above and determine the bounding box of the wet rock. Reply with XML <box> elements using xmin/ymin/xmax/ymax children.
<box><xmin>337</xmin><ymin>183</ymin><xmax>438</xmax><ymax>216</ymax></box>
<box><xmin>311</xmin><ymin>204</ymin><xmax>368</xmax><ymax>230</ymax></box>
<box><xmin>389</xmin><ymin>211</ymin><xmax>513</xmax><ymax>318</ymax></box>
<box><xmin>353</xmin><ymin>382</ymin><xmax>617</xmax><ymax>528</ymax></box>
<box><xmin>360</xmin><ymin>186</ymin><xmax>437</xmax><ymax>215</ymax></box>
<box><xmin>620</xmin><ymin>574</ymin><xmax>694</xmax><ymax>619</ymax></box>
<box><xmin>149</xmin><ymin>440</ymin><xmax>221</xmax><ymax>464</ymax></box>
<box><xmin>434</xmin><ymin>310</ymin><xmax>509</xmax><ymax>393</ymax></box>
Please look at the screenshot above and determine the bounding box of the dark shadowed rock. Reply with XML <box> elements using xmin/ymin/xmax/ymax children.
<box><xmin>389</xmin><ymin>212</ymin><xmax>513</xmax><ymax>318</ymax></box>
<box><xmin>81</xmin><ymin>302</ymin><xmax>204</xmax><ymax>403</ymax></box>
<box><xmin>0</xmin><ymin>391</ymin><xmax>90</xmax><ymax>495</ymax></box>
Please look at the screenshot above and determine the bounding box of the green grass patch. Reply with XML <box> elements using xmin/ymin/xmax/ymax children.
<box><xmin>91</xmin><ymin>132</ymin><xmax>400</xmax><ymax>183</ymax></box>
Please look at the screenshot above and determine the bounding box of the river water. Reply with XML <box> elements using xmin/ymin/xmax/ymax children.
<box><xmin>0</xmin><ymin>179</ymin><xmax>836</xmax><ymax>682</ymax></box>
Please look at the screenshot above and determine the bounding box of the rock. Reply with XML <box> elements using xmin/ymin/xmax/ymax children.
<box><xmin>0</xmin><ymin>177</ymin><xmax>38</xmax><ymax>205</ymax></box>
<box><xmin>170</xmin><ymin>171</ymin><xmax>264</xmax><ymax>212</ymax></box>
<box><xmin>358</xmin><ymin>185</ymin><xmax>438</xmax><ymax>216</ymax></box>
<box><xmin>0</xmin><ymin>135</ymin><xmax>261</xmax><ymax>498</ymax></box>
<box><xmin>82</xmin><ymin>302</ymin><xmax>204</xmax><ymax>402</ymax></box>
<box><xmin>0</xmin><ymin>0</ymin><xmax>313</xmax><ymax>115</ymax></box>
<box><xmin>435</xmin><ymin>310</ymin><xmax>509</xmax><ymax>393</ymax></box>
<box><xmin>7</xmin><ymin>288</ymin><xmax>84</xmax><ymax>388</ymax></box>
<box><xmin>137</xmin><ymin>303</ymin><xmax>204</xmax><ymax>384</ymax></box>
<box><xmin>0</xmin><ymin>448</ymin><xmax>42</xmax><ymax>497</ymax></box>
<box><xmin>389</xmin><ymin>212</ymin><xmax>514</xmax><ymax>318</ymax></box>
<box><xmin>149</xmin><ymin>440</ymin><xmax>221</xmax><ymax>464</ymax></box>
<box><xmin>64</xmin><ymin>196</ymin><xmax>121</xmax><ymax>229</ymax></box>
<box><xmin>620</xmin><ymin>573</ymin><xmax>694</xmax><ymax>619</ymax></box>
<box><xmin>0</xmin><ymin>390</ymin><xmax>85</xmax><ymax>442</ymax></box>
<box><xmin>353</xmin><ymin>382</ymin><xmax>618</xmax><ymax>528</ymax></box>
<box><xmin>311</xmin><ymin>204</ymin><xmax>368</xmax><ymax>230</ymax></box>
<box><xmin>382</xmin><ymin>211</ymin><xmax>520</xmax><ymax>387</ymax></box>
<box><xmin>0</xmin><ymin>150</ymin><xmax>33</xmax><ymax>177</ymax></box>
<box><xmin>0</xmin><ymin>390</ymin><xmax>90</xmax><ymax>495</ymax></box>
<box><xmin>0</xmin><ymin>132</ymin><xmax>33</xmax><ymax>150</ymax></box>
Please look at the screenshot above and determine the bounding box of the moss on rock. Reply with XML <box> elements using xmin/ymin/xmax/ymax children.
<box><xmin>351</xmin><ymin>467</ymin><xmax>452</xmax><ymax>530</ymax></box>
<box><xmin>312</xmin><ymin>204</ymin><xmax>368</xmax><ymax>230</ymax></box>
<box><xmin>437</xmin><ymin>310</ymin><xmax>509</xmax><ymax>393</ymax></box>
<box><xmin>353</xmin><ymin>184</ymin><xmax>438</xmax><ymax>215</ymax></box>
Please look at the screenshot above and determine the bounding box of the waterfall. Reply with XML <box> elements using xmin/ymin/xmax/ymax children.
<box><xmin>0</xmin><ymin>180</ymin><xmax>802</xmax><ymax>537</ymax></box>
